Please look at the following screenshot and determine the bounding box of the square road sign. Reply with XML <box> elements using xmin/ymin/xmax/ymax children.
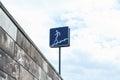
<box><xmin>50</xmin><ymin>27</ymin><xmax>70</xmax><ymax>48</ymax></box>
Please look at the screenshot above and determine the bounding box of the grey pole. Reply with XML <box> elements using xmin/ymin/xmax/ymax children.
<box><xmin>59</xmin><ymin>47</ymin><xmax>61</xmax><ymax>75</ymax></box>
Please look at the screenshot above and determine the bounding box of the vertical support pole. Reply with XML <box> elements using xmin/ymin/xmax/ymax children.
<box><xmin>59</xmin><ymin>47</ymin><xmax>61</xmax><ymax>75</ymax></box>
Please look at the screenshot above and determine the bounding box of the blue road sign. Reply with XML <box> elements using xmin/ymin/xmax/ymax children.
<box><xmin>50</xmin><ymin>27</ymin><xmax>70</xmax><ymax>48</ymax></box>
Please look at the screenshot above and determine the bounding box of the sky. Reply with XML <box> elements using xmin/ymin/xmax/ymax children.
<box><xmin>1</xmin><ymin>0</ymin><xmax>120</xmax><ymax>80</ymax></box>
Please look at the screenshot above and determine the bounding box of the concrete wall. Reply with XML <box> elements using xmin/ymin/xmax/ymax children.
<box><xmin>0</xmin><ymin>2</ymin><xmax>63</xmax><ymax>80</ymax></box>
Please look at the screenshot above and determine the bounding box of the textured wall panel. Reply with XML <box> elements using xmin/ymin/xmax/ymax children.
<box><xmin>16</xmin><ymin>30</ymin><xmax>31</xmax><ymax>55</ymax></box>
<box><xmin>34</xmin><ymin>77</ymin><xmax>39</xmax><ymax>80</ymax></box>
<box><xmin>15</xmin><ymin>44</ymin><xmax>30</xmax><ymax>70</ymax></box>
<box><xmin>0</xmin><ymin>9</ymin><xmax>17</xmax><ymax>40</ymax></box>
<box><xmin>48</xmin><ymin>65</ymin><xmax>54</xmax><ymax>80</ymax></box>
<box><xmin>0</xmin><ymin>70</ymin><xmax>15</xmax><ymax>80</ymax></box>
<box><xmin>20</xmin><ymin>66</ymin><xmax>33</xmax><ymax>80</ymax></box>
<box><xmin>29</xmin><ymin>59</ymin><xmax>39</xmax><ymax>78</ymax></box>
<box><xmin>43</xmin><ymin>60</ymin><xmax>48</xmax><ymax>73</ymax></box>
<box><xmin>0</xmin><ymin>27</ymin><xmax>14</xmax><ymax>58</ymax></box>
<box><xmin>53</xmin><ymin>73</ymin><xmax>59</xmax><ymax>80</ymax></box>
<box><xmin>38</xmin><ymin>66</ymin><xmax>42</xmax><ymax>80</ymax></box>
<box><xmin>15</xmin><ymin>44</ymin><xmax>39</xmax><ymax>79</ymax></box>
<box><xmin>41</xmin><ymin>69</ymin><xmax>47</xmax><ymax>80</ymax></box>
<box><xmin>47</xmin><ymin>76</ymin><xmax>52</xmax><ymax>80</ymax></box>
<box><xmin>31</xmin><ymin>45</ymin><xmax>43</xmax><ymax>67</ymax></box>
<box><xmin>0</xmin><ymin>49</ymin><xmax>20</xmax><ymax>80</ymax></box>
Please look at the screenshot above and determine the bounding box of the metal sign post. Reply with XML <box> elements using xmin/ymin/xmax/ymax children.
<box><xmin>50</xmin><ymin>26</ymin><xmax>70</xmax><ymax>75</ymax></box>
<box><xmin>59</xmin><ymin>47</ymin><xmax>61</xmax><ymax>75</ymax></box>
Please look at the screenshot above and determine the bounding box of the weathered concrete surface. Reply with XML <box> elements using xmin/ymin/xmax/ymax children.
<box><xmin>19</xmin><ymin>66</ymin><xmax>33</xmax><ymax>80</ymax></box>
<box><xmin>29</xmin><ymin>59</ymin><xmax>39</xmax><ymax>78</ymax></box>
<box><xmin>47</xmin><ymin>76</ymin><xmax>52</xmax><ymax>80</ymax></box>
<box><xmin>0</xmin><ymin>1</ymin><xmax>63</xmax><ymax>80</ymax></box>
<box><xmin>0</xmin><ymin>8</ymin><xmax>17</xmax><ymax>40</ymax></box>
<box><xmin>15</xmin><ymin>44</ymin><xmax>39</xmax><ymax>78</ymax></box>
<box><xmin>47</xmin><ymin>65</ymin><xmax>54</xmax><ymax>80</ymax></box>
<box><xmin>0</xmin><ymin>49</ymin><xmax>19</xmax><ymax>80</ymax></box>
<box><xmin>15</xmin><ymin>44</ymin><xmax>30</xmax><ymax>70</ymax></box>
<box><xmin>16</xmin><ymin>30</ymin><xmax>31</xmax><ymax>56</ymax></box>
<box><xmin>43</xmin><ymin>60</ymin><xmax>48</xmax><ymax>73</ymax></box>
<box><xmin>53</xmin><ymin>73</ymin><xmax>59</xmax><ymax>80</ymax></box>
<box><xmin>0</xmin><ymin>27</ymin><xmax>14</xmax><ymax>58</ymax></box>
<box><xmin>30</xmin><ymin>45</ymin><xmax>43</xmax><ymax>67</ymax></box>
<box><xmin>41</xmin><ymin>69</ymin><xmax>47</xmax><ymax>80</ymax></box>
<box><xmin>0</xmin><ymin>70</ymin><xmax>15</xmax><ymax>80</ymax></box>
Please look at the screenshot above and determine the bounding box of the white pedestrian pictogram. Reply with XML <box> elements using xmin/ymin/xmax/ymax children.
<box><xmin>51</xmin><ymin>30</ymin><xmax>68</xmax><ymax>47</ymax></box>
<box><xmin>54</xmin><ymin>30</ymin><xmax>61</xmax><ymax>45</ymax></box>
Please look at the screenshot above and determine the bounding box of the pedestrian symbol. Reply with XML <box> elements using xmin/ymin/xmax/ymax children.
<box><xmin>50</xmin><ymin>27</ymin><xmax>70</xmax><ymax>48</ymax></box>
<box><xmin>54</xmin><ymin>30</ymin><xmax>61</xmax><ymax>45</ymax></box>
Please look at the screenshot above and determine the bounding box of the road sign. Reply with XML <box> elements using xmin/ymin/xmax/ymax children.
<box><xmin>50</xmin><ymin>27</ymin><xmax>70</xmax><ymax>48</ymax></box>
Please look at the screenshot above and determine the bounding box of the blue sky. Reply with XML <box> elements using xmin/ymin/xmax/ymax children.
<box><xmin>1</xmin><ymin>0</ymin><xmax>120</xmax><ymax>80</ymax></box>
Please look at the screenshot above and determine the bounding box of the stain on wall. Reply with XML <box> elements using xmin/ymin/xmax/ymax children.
<box><xmin>0</xmin><ymin>49</ymin><xmax>19</xmax><ymax>80</ymax></box>
<box><xmin>0</xmin><ymin>28</ymin><xmax>14</xmax><ymax>58</ymax></box>
<box><xmin>0</xmin><ymin>70</ymin><xmax>16</xmax><ymax>80</ymax></box>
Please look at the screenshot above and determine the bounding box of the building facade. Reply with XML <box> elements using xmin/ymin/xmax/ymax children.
<box><xmin>0</xmin><ymin>2</ymin><xmax>63</xmax><ymax>80</ymax></box>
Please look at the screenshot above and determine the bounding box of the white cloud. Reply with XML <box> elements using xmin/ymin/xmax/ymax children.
<box><xmin>58</xmin><ymin>1</ymin><xmax>120</xmax><ymax>79</ymax></box>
